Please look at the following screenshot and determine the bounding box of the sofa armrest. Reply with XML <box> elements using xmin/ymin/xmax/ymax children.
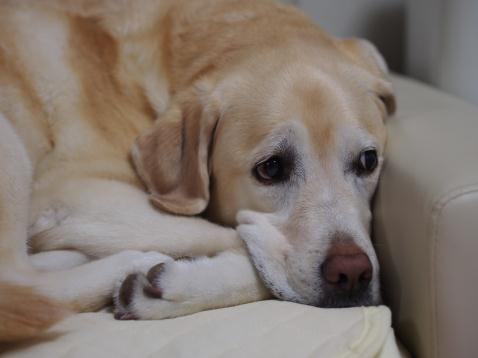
<box><xmin>373</xmin><ymin>75</ymin><xmax>478</xmax><ymax>358</ymax></box>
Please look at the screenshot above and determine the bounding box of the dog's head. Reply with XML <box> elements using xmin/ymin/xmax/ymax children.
<box><xmin>132</xmin><ymin>37</ymin><xmax>395</xmax><ymax>308</ymax></box>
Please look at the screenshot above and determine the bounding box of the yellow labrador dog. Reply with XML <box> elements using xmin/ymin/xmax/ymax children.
<box><xmin>0</xmin><ymin>0</ymin><xmax>395</xmax><ymax>338</ymax></box>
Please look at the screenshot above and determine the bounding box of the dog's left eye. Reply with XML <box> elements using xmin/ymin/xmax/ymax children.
<box><xmin>356</xmin><ymin>149</ymin><xmax>378</xmax><ymax>175</ymax></box>
<box><xmin>254</xmin><ymin>156</ymin><xmax>287</xmax><ymax>184</ymax></box>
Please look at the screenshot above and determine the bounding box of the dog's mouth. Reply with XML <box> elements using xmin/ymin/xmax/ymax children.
<box><xmin>317</xmin><ymin>283</ymin><xmax>378</xmax><ymax>308</ymax></box>
<box><xmin>248</xmin><ymin>248</ymin><xmax>380</xmax><ymax>308</ymax></box>
<box><xmin>237</xmin><ymin>211</ymin><xmax>380</xmax><ymax>308</ymax></box>
<box><xmin>258</xmin><ymin>269</ymin><xmax>379</xmax><ymax>308</ymax></box>
<box><xmin>248</xmin><ymin>247</ymin><xmax>381</xmax><ymax>308</ymax></box>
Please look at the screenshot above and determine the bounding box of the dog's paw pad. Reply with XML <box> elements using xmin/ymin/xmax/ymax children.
<box><xmin>113</xmin><ymin>259</ymin><xmax>202</xmax><ymax>320</ymax></box>
<box><xmin>114</xmin><ymin>272</ymin><xmax>145</xmax><ymax>320</ymax></box>
<box><xmin>146</xmin><ymin>263</ymin><xmax>165</xmax><ymax>285</ymax></box>
<box><xmin>143</xmin><ymin>262</ymin><xmax>165</xmax><ymax>298</ymax></box>
<box><xmin>118</xmin><ymin>273</ymin><xmax>138</xmax><ymax>307</ymax></box>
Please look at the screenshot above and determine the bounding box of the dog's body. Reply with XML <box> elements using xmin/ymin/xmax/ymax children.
<box><xmin>0</xmin><ymin>0</ymin><xmax>394</xmax><ymax>339</ymax></box>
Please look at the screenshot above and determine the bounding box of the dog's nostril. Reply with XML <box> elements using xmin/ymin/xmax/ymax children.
<box><xmin>338</xmin><ymin>273</ymin><xmax>348</xmax><ymax>285</ymax></box>
<box><xmin>321</xmin><ymin>253</ymin><xmax>373</xmax><ymax>292</ymax></box>
<box><xmin>359</xmin><ymin>268</ymin><xmax>372</xmax><ymax>283</ymax></box>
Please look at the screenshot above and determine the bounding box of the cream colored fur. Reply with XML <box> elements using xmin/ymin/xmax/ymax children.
<box><xmin>0</xmin><ymin>0</ymin><xmax>394</xmax><ymax>336</ymax></box>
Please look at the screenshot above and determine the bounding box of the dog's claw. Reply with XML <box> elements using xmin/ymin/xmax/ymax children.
<box><xmin>114</xmin><ymin>312</ymin><xmax>137</xmax><ymax>320</ymax></box>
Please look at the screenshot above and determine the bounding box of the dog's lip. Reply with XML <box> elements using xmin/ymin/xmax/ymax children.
<box><xmin>316</xmin><ymin>290</ymin><xmax>376</xmax><ymax>308</ymax></box>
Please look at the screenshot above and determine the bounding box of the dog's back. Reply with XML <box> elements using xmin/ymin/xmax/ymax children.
<box><xmin>0</xmin><ymin>1</ymin><xmax>158</xmax><ymax>185</ymax></box>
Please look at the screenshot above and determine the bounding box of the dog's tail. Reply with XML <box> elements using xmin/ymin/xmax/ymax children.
<box><xmin>0</xmin><ymin>282</ymin><xmax>68</xmax><ymax>343</ymax></box>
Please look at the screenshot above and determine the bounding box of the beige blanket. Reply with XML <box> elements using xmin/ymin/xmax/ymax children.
<box><xmin>2</xmin><ymin>301</ymin><xmax>404</xmax><ymax>358</ymax></box>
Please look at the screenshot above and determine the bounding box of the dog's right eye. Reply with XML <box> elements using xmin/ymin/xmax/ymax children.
<box><xmin>254</xmin><ymin>156</ymin><xmax>287</xmax><ymax>184</ymax></box>
<box><xmin>356</xmin><ymin>149</ymin><xmax>378</xmax><ymax>175</ymax></box>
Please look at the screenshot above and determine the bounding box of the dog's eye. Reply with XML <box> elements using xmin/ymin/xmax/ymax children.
<box><xmin>357</xmin><ymin>149</ymin><xmax>378</xmax><ymax>175</ymax></box>
<box><xmin>254</xmin><ymin>156</ymin><xmax>286</xmax><ymax>184</ymax></box>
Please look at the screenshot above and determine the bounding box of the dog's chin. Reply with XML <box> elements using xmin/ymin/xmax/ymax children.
<box><xmin>247</xmin><ymin>251</ymin><xmax>381</xmax><ymax>308</ymax></box>
<box><xmin>316</xmin><ymin>286</ymin><xmax>381</xmax><ymax>308</ymax></box>
<box><xmin>261</xmin><ymin>279</ymin><xmax>381</xmax><ymax>309</ymax></box>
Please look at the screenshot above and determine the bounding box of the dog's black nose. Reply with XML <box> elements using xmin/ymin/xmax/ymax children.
<box><xmin>320</xmin><ymin>242</ymin><xmax>373</xmax><ymax>307</ymax></box>
<box><xmin>321</xmin><ymin>252</ymin><xmax>372</xmax><ymax>291</ymax></box>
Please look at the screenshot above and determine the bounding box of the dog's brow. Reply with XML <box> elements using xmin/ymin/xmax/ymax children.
<box><xmin>256</xmin><ymin>135</ymin><xmax>294</xmax><ymax>161</ymax></box>
<box><xmin>270</xmin><ymin>137</ymin><xmax>305</xmax><ymax>183</ymax></box>
<box><xmin>276</xmin><ymin>137</ymin><xmax>293</xmax><ymax>154</ymax></box>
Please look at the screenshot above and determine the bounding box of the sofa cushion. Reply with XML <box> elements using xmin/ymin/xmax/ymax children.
<box><xmin>1</xmin><ymin>302</ymin><xmax>403</xmax><ymax>358</ymax></box>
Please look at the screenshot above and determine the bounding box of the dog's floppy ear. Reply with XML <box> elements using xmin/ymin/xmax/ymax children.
<box><xmin>336</xmin><ymin>38</ymin><xmax>396</xmax><ymax>115</ymax></box>
<box><xmin>131</xmin><ymin>87</ymin><xmax>219</xmax><ymax>216</ymax></box>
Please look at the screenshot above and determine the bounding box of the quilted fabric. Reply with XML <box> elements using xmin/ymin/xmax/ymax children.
<box><xmin>2</xmin><ymin>301</ymin><xmax>404</xmax><ymax>358</ymax></box>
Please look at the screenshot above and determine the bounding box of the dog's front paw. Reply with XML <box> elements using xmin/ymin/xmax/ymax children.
<box><xmin>113</xmin><ymin>258</ymin><xmax>200</xmax><ymax>320</ymax></box>
<box><xmin>236</xmin><ymin>210</ymin><xmax>304</xmax><ymax>303</ymax></box>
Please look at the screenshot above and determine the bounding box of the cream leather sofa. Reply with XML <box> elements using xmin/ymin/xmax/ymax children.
<box><xmin>375</xmin><ymin>75</ymin><xmax>478</xmax><ymax>358</ymax></box>
<box><xmin>3</xmin><ymin>75</ymin><xmax>476</xmax><ymax>358</ymax></box>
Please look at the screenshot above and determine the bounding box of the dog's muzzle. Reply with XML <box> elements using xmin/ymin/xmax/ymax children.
<box><xmin>319</xmin><ymin>241</ymin><xmax>375</xmax><ymax>308</ymax></box>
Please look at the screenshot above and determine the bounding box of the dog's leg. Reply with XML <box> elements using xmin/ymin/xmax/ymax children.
<box><xmin>25</xmin><ymin>179</ymin><xmax>244</xmax><ymax>312</ymax></box>
<box><xmin>29</xmin><ymin>179</ymin><xmax>241</xmax><ymax>258</ymax></box>
<box><xmin>29</xmin><ymin>250</ymin><xmax>90</xmax><ymax>272</ymax></box>
<box><xmin>0</xmin><ymin>115</ymin><xmax>176</xmax><ymax>312</ymax></box>
<box><xmin>31</xmin><ymin>250</ymin><xmax>173</xmax><ymax>311</ymax></box>
<box><xmin>113</xmin><ymin>247</ymin><xmax>271</xmax><ymax>320</ymax></box>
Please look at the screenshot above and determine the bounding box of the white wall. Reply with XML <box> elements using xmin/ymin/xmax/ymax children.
<box><xmin>281</xmin><ymin>0</ymin><xmax>478</xmax><ymax>106</ymax></box>
<box><xmin>286</xmin><ymin>0</ymin><xmax>406</xmax><ymax>72</ymax></box>
<box><xmin>407</xmin><ymin>0</ymin><xmax>478</xmax><ymax>106</ymax></box>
